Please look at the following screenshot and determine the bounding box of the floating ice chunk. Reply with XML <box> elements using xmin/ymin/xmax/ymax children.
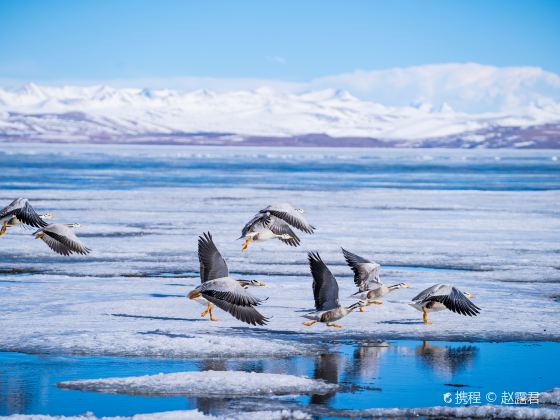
<box><xmin>333</xmin><ymin>405</ymin><xmax>560</xmax><ymax>419</ymax></box>
<box><xmin>57</xmin><ymin>370</ymin><xmax>338</xmax><ymax>397</ymax></box>
<box><xmin>541</xmin><ymin>388</ymin><xmax>560</xmax><ymax>405</ymax></box>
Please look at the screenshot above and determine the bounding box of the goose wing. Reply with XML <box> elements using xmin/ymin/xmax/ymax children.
<box><xmin>199</xmin><ymin>278</ymin><xmax>268</xmax><ymax>326</ymax></box>
<box><xmin>412</xmin><ymin>284</ymin><xmax>447</xmax><ymax>302</ymax></box>
<box><xmin>261</xmin><ymin>203</ymin><xmax>315</xmax><ymax>234</ymax></box>
<box><xmin>37</xmin><ymin>224</ymin><xmax>90</xmax><ymax>256</ymax></box>
<box><xmin>425</xmin><ymin>286</ymin><xmax>481</xmax><ymax>317</ymax></box>
<box><xmin>1</xmin><ymin>198</ymin><xmax>47</xmax><ymax>228</ymax></box>
<box><xmin>308</xmin><ymin>252</ymin><xmax>339</xmax><ymax>311</ymax></box>
<box><xmin>268</xmin><ymin>217</ymin><xmax>301</xmax><ymax>247</ymax></box>
<box><xmin>198</xmin><ymin>232</ymin><xmax>229</xmax><ymax>283</ymax></box>
<box><xmin>342</xmin><ymin>248</ymin><xmax>381</xmax><ymax>291</ymax></box>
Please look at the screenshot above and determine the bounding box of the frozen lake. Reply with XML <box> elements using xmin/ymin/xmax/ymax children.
<box><xmin>0</xmin><ymin>144</ymin><xmax>559</xmax><ymax>418</ymax></box>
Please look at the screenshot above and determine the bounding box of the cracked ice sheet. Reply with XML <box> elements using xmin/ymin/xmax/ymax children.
<box><xmin>0</xmin><ymin>147</ymin><xmax>559</xmax><ymax>358</ymax></box>
<box><xmin>57</xmin><ymin>370</ymin><xmax>337</xmax><ymax>397</ymax></box>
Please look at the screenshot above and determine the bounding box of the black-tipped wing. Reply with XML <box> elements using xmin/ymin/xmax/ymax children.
<box><xmin>308</xmin><ymin>252</ymin><xmax>339</xmax><ymax>311</ymax></box>
<box><xmin>342</xmin><ymin>248</ymin><xmax>381</xmax><ymax>291</ymax></box>
<box><xmin>425</xmin><ymin>287</ymin><xmax>480</xmax><ymax>317</ymax></box>
<box><xmin>261</xmin><ymin>203</ymin><xmax>315</xmax><ymax>234</ymax></box>
<box><xmin>202</xmin><ymin>293</ymin><xmax>269</xmax><ymax>326</ymax></box>
<box><xmin>17</xmin><ymin>201</ymin><xmax>48</xmax><ymax>228</ymax></box>
<box><xmin>198</xmin><ymin>232</ymin><xmax>229</xmax><ymax>283</ymax></box>
<box><xmin>268</xmin><ymin>217</ymin><xmax>301</xmax><ymax>247</ymax></box>
<box><xmin>42</xmin><ymin>231</ymin><xmax>90</xmax><ymax>256</ymax></box>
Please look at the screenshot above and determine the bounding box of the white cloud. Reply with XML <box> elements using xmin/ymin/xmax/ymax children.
<box><xmin>310</xmin><ymin>63</ymin><xmax>560</xmax><ymax>113</ymax></box>
<box><xmin>266</xmin><ymin>55</ymin><xmax>286</xmax><ymax>65</ymax></box>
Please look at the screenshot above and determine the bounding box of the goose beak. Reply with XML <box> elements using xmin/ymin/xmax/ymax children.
<box><xmin>256</xmin><ymin>281</ymin><xmax>266</xmax><ymax>287</ymax></box>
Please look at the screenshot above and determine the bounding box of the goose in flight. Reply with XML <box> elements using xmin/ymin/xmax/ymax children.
<box><xmin>240</xmin><ymin>203</ymin><xmax>315</xmax><ymax>252</ymax></box>
<box><xmin>34</xmin><ymin>223</ymin><xmax>91</xmax><ymax>256</ymax></box>
<box><xmin>302</xmin><ymin>252</ymin><xmax>366</xmax><ymax>329</ymax></box>
<box><xmin>342</xmin><ymin>248</ymin><xmax>410</xmax><ymax>310</ymax></box>
<box><xmin>0</xmin><ymin>198</ymin><xmax>49</xmax><ymax>237</ymax></box>
<box><xmin>187</xmin><ymin>232</ymin><xmax>269</xmax><ymax>326</ymax></box>
<box><xmin>409</xmin><ymin>284</ymin><xmax>480</xmax><ymax>324</ymax></box>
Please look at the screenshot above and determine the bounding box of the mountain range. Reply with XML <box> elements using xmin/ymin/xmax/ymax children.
<box><xmin>1</xmin><ymin>82</ymin><xmax>559</xmax><ymax>148</ymax></box>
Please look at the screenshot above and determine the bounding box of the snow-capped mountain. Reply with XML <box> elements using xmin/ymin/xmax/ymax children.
<box><xmin>1</xmin><ymin>83</ymin><xmax>559</xmax><ymax>148</ymax></box>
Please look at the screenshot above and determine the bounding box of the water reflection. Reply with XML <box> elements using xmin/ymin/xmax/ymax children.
<box><xmin>310</xmin><ymin>352</ymin><xmax>342</xmax><ymax>404</ymax></box>
<box><xmin>348</xmin><ymin>340</ymin><xmax>390</xmax><ymax>381</ymax></box>
<box><xmin>415</xmin><ymin>341</ymin><xmax>478</xmax><ymax>378</ymax></box>
<box><xmin>0</xmin><ymin>373</ymin><xmax>32</xmax><ymax>414</ymax></box>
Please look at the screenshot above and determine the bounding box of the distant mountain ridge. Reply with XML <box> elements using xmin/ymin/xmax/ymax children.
<box><xmin>1</xmin><ymin>83</ymin><xmax>559</xmax><ymax>148</ymax></box>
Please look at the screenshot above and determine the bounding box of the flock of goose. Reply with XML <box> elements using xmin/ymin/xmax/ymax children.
<box><xmin>1</xmin><ymin>198</ymin><xmax>480</xmax><ymax>328</ymax></box>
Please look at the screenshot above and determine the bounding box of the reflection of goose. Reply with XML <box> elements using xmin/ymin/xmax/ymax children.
<box><xmin>240</xmin><ymin>203</ymin><xmax>315</xmax><ymax>252</ymax></box>
<box><xmin>310</xmin><ymin>352</ymin><xmax>342</xmax><ymax>404</ymax></box>
<box><xmin>187</xmin><ymin>232</ymin><xmax>268</xmax><ymax>325</ymax></box>
<box><xmin>302</xmin><ymin>252</ymin><xmax>366</xmax><ymax>328</ymax></box>
<box><xmin>410</xmin><ymin>284</ymin><xmax>480</xmax><ymax>324</ymax></box>
<box><xmin>415</xmin><ymin>341</ymin><xmax>478</xmax><ymax>376</ymax></box>
<box><xmin>0</xmin><ymin>198</ymin><xmax>49</xmax><ymax>237</ymax></box>
<box><xmin>342</xmin><ymin>248</ymin><xmax>410</xmax><ymax>310</ymax></box>
<box><xmin>350</xmin><ymin>341</ymin><xmax>390</xmax><ymax>380</ymax></box>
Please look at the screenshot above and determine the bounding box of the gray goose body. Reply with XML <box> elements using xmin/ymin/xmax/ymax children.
<box><xmin>342</xmin><ymin>248</ymin><xmax>410</xmax><ymax>309</ymax></box>
<box><xmin>410</xmin><ymin>284</ymin><xmax>480</xmax><ymax>324</ymax></box>
<box><xmin>302</xmin><ymin>252</ymin><xmax>365</xmax><ymax>328</ymax></box>
<box><xmin>188</xmin><ymin>232</ymin><xmax>268</xmax><ymax>326</ymax></box>
<box><xmin>240</xmin><ymin>202</ymin><xmax>314</xmax><ymax>251</ymax></box>
<box><xmin>34</xmin><ymin>223</ymin><xmax>90</xmax><ymax>256</ymax></box>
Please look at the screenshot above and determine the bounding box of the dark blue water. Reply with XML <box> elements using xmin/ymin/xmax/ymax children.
<box><xmin>2</xmin><ymin>146</ymin><xmax>559</xmax><ymax>191</ymax></box>
<box><xmin>1</xmin><ymin>341</ymin><xmax>558</xmax><ymax>418</ymax></box>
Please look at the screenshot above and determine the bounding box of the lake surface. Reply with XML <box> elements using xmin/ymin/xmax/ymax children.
<box><xmin>1</xmin><ymin>341</ymin><xmax>558</xmax><ymax>418</ymax></box>
<box><xmin>3</xmin><ymin>145</ymin><xmax>560</xmax><ymax>191</ymax></box>
<box><xmin>0</xmin><ymin>144</ymin><xmax>559</xmax><ymax>418</ymax></box>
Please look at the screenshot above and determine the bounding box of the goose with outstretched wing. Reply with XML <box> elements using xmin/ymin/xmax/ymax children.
<box><xmin>34</xmin><ymin>223</ymin><xmax>91</xmax><ymax>256</ymax></box>
<box><xmin>409</xmin><ymin>284</ymin><xmax>480</xmax><ymax>324</ymax></box>
<box><xmin>302</xmin><ymin>252</ymin><xmax>366</xmax><ymax>329</ymax></box>
<box><xmin>240</xmin><ymin>203</ymin><xmax>314</xmax><ymax>251</ymax></box>
<box><xmin>342</xmin><ymin>248</ymin><xmax>410</xmax><ymax>311</ymax></box>
<box><xmin>240</xmin><ymin>213</ymin><xmax>300</xmax><ymax>252</ymax></box>
<box><xmin>0</xmin><ymin>198</ymin><xmax>49</xmax><ymax>236</ymax></box>
<box><xmin>188</xmin><ymin>232</ymin><xmax>268</xmax><ymax>326</ymax></box>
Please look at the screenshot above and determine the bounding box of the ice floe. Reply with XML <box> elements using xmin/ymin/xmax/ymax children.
<box><xmin>541</xmin><ymin>388</ymin><xmax>560</xmax><ymax>405</ymax></box>
<box><xmin>57</xmin><ymin>370</ymin><xmax>337</xmax><ymax>397</ymax></box>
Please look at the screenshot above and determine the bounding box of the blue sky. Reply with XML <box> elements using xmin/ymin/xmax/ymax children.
<box><xmin>1</xmin><ymin>0</ymin><xmax>559</xmax><ymax>84</ymax></box>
